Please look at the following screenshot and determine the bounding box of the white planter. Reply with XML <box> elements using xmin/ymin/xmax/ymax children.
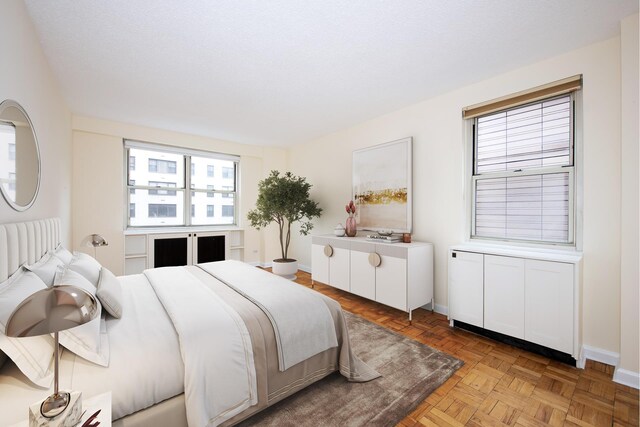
<box><xmin>272</xmin><ymin>259</ymin><xmax>298</xmax><ymax>280</ymax></box>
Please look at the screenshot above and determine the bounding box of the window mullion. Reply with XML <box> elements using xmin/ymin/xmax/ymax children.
<box><xmin>185</xmin><ymin>155</ymin><xmax>191</xmax><ymax>226</ymax></box>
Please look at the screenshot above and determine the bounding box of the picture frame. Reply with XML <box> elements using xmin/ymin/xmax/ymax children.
<box><xmin>352</xmin><ymin>137</ymin><xmax>412</xmax><ymax>233</ymax></box>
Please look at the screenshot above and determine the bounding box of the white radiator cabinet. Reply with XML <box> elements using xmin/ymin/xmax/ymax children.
<box><xmin>448</xmin><ymin>244</ymin><xmax>582</xmax><ymax>359</ymax></box>
<box><xmin>483</xmin><ymin>255</ymin><xmax>525</xmax><ymax>339</ymax></box>
<box><xmin>448</xmin><ymin>251</ymin><xmax>484</xmax><ymax>327</ymax></box>
<box><xmin>311</xmin><ymin>235</ymin><xmax>433</xmax><ymax>319</ymax></box>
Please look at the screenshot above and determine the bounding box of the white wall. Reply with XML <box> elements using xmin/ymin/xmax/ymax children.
<box><xmin>617</xmin><ymin>13</ymin><xmax>639</xmax><ymax>385</ymax></box>
<box><xmin>0</xmin><ymin>1</ymin><xmax>72</xmax><ymax>241</ymax></box>
<box><xmin>71</xmin><ymin>116</ymin><xmax>287</xmax><ymax>275</ymax></box>
<box><xmin>289</xmin><ymin>36</ymin><xmax>626</xmax><ymax>356</ymax></box>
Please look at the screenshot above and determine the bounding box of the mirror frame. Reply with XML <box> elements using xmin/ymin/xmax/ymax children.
<box><xmin>0</xmin><ymin>99</ymin><xmax>41</xmax><ymax>211</ymax></box>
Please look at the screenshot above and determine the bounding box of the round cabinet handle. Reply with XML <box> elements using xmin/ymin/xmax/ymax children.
<box><xmin>323</xmin><ymin>245</ymin><xmax>334</xmax><ymax>257</ymax></box>
<box><xmin>368</xmin><ymin>252</ymin><xmax>381</xmax><ymax>267</ymax></box>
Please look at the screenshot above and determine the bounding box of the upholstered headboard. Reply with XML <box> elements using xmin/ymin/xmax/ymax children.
<box><xmin>0</xmin><ymin>218</ymin><xmax>61</xmax><ymax>282</ymax></box>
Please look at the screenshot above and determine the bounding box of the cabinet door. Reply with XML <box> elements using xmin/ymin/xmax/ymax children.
<box><xmin>329</xmin><ymin>247</ymin><xmax>350</xmax><ymax>291</ymax></box>
<box><xmin>448</xmin><ymin>251</ymin><xmax>484</xmax><ymax>327</ymax></box>
<box><xmin>149</xmin><ymin>233</ymin><xmax>191</xmax><ymax>268</ymax></box>
<box><xmin>193</xmin><ymin>232</ymin><xmax>227</xmax><ymax>264</ymax></box>
<box><xmin>484</xmin><ymin>255</ymin><xmax>525</xmax><ymax>339</ymax></box>
<box><xmin>311</xmin><ymin>244</ymin><xmax>329</xmax><ymax>284</ymax></box>
<box><xmin>525</xmin><ymin>260</ymin><xmax>573</xmax><ymax>353</ymax></box>
<box><xmin>350</xmin><ymin>250</ymin><xmax>375</xmax><ymax>300</ymax></box>
<box><xmin>375</xmin><ymin>255</ymin><xmax>407</xmax><ymax>311</ymax></box>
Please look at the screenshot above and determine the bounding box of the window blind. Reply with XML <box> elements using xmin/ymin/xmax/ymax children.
<box><xmin>471</xmin><ymin>92</ymin><xmax>575</xmax><ymax>245</ymax></box>
<box><xmin>475</xmin><ymin>95</ymin><xmax>572</xmax><ymax>174</ymax></box>
<box><xmin>474</xmin><ymin>172</ymin><xmax>570</xmax><ymax>242</ymax></box>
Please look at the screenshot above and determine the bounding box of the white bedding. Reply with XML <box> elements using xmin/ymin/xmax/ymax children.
<box><xmin>199</xmin><ymin>261</ymin><xmax>338</xmax><ymax>371</ymax></box>
<box><xmin>0</xmin><ymin>273</ymin><xmax>184</xmax><ymax>425</ymax></box>
<box><xmin>144</xmin><ymin>267</ymin><xmax>257</xmax><ymax>427</ymax></box>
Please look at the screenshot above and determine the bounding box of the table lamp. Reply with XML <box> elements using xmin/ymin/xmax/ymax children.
<box><xmin>6</xmin><ymin>285</ymin><xmax>99</xmax><ymax>421</ymax></box>
<box><xmin>85</xmin><ymin>234</ymin><xmax>108</xmax><ymax>260</ymax></box>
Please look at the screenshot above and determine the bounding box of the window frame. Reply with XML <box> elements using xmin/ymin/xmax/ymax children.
<box><xmin>125</xmin><ymin>140</ymin><xmax>239</xmax><ymax>228</ymax></box>
<box><xmin>468</xmin><ymin>92</ymin><xmax>578</xmax><ymax>247</ymax></box>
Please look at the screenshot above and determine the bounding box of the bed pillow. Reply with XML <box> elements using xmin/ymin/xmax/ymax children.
<box><xmin>51</xmin><ymin>245</ymin><xmax>74</xmax><ymax>265</ymax></box>
<box><xmin>54</xmin><ymin>267</ymin><xmax>109</xmax><ymax>367</ymax></box>
<box><xmin>25</xmin><ymin>253</ymin><xmax>65</xmax><ymax>287</ymax></box>
<box><xmin>68</xmin><ymin>252</ymin><xmax>102</xmax><ymax>287</ymax></box>
<box><xmin>0</xmin><ymin>269</ymin><xmax>55</xmax><ymax>388</ymax></box>
<box><xmin>97</xmin><ymin>267</ymin><xmax>123</xmax><ymax>318</ymax></box>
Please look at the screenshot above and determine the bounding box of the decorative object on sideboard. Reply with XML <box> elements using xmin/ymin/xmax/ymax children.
<box><xmin>402</xmin><ymin>233</ymin><xmax>411</xmax><ymax>243</ymax></box>
<box><xmin>0</xmin><ymin>99</ymin><xmax>41</xmax><ymax>212</ymax></box>
<box><xmin>345</xmin><ymin>200</ymin><xmax>357</xmax><ymax>237</ymax></box>
<box><xmin>334</xmin><ymin>224</ymin><xmax>346</xmax><ymax>237</ymax></box>
<box><xmin>247</xmin><ymin>171</ymin><xmax>322</xmax><ymax>279</ymax></box>
<box><xmin>6</xmin><ymin>286</ymin><xmax>99</xmax><ymax>423</ymax></box>
<box><xmin>85</xmin><ymin>234</ymin><xmax>109</xmax><ymax>260</ymax></box>
<box><xmin>352</xmin><ymin>137</ymin><xmax>412</xmax><ymax>233</ymax></box>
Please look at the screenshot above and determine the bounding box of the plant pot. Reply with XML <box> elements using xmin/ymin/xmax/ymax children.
<box><xmin>272</xmin><ymin>258</ymin><xmax>298</xmax><ymax>280</ymax></box>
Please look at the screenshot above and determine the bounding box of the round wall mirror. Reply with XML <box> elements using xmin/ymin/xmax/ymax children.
<box><xmin>0</xmin><ymin>100</ymin><xmax>40</xmax><ymax>211</ymax></box>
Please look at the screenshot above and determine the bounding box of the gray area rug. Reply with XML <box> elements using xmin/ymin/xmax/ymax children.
<box><xmin>239</xmin><ymin>312</ymin><xmax>464</xmax><ymax>427</ymax></box>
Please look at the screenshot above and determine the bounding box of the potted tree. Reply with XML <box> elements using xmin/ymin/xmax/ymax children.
<box><xmin>248</xmin><ymin>170</ymin><xmax>322</xmax><ymax>278</ymax></box>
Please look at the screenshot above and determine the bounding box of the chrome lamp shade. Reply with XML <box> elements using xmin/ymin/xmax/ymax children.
<box><xmin>6</xmin><ymin>286</ymin><xmax>99</xmax><ymax>418</ymax></box>
<box><xmin>87</xmin><ymin>234</ymin><xmax>108</xmax><ymax>248</ymax></box>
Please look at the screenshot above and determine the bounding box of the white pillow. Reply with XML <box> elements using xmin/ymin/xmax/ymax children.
<box><xmin>97</xmin><ymin>267</ymin><xmax>123</xmax><ymax>318</ymax></box>
<box><xmin>68</xmin><ymin>252</ymin><xmax>102</xmax><ymax>287</ymax></box>
<box><xmin>0</xmin><ymin>269</ymin><xmax>54</xmax><ymax>388</ymax></box>
<box><xmin>54</xmin><ymin>267</ymin><xmax>109</xmax><ymax>367</ymax></box>
<box><xmin>25</xmin><ymin>253</ymin><xmax>64</xmax><ymax>287</ymax></box>
<box><xmin>51</xmin><ymin>245</ymin><xmax>74</xmax><ymax>265</ymax></box>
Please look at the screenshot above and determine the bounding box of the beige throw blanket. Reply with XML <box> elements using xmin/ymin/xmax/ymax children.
<box><xmin>198</xmin><ymin>260</ymin><xmax>339</xmax><ymax>371</ymax></box>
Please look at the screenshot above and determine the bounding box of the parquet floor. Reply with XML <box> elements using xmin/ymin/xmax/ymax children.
<box><xmin>288</xmin><ymin>270</ymin><xmax>639</xmax><ymax>427</ymax></box>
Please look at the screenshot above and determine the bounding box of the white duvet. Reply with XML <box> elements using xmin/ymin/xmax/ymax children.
<box><xmin>144</xmin><ymin>267</ymin><xmax>257</xmax><ymax>427</ymax></box>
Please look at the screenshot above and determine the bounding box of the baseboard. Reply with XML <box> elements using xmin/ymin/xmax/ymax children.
<box><xmin>297</xmin><ymin>263</ymin><xmax>311</xmax><ymax>273</ymax></box>
<box><xmin>613</xmin><ymin>367</ymin><xmax>640</xmax><ymax>389</ymax></box>
<box><xmin>577</xmin><ymin>345</ymin><xmax>620</xmax><ymax>369</ymax></box>
<box><xmin>434</xmin><ymin>304</ymin><xmax>448</xmax><ymax>316</ymax></box>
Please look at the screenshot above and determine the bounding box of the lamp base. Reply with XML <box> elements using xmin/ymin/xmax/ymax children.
<box><xmin>29</xmin><ymin>391</ymin><xmax>82</xmax><ymax>427</ymax></box>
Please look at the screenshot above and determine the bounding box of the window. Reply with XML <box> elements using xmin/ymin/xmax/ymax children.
<box><xmin>222</xmin><ymin>205</ymin><xmax>234</xmax><ymax>217</ymax></box>
<box><xmin>129</xmin><ymin>156</ymin><xmax>135</xmax><ymax>171</ymax></box>
<box><xmin>8</xmin><ymin>172</ymin><xmax>16</xmax><ymax>191</ymax></box>
<box><xmin>207</xmin><ymin>165</ymin><xmax>214</xmax><ymax>177</ymax></box>
<box><xmin>8</xmin><ymin>143</ymin><xmax>15</xmax><ymax>161</ymax></box>
<box><xmin>148</xmin><ymin>204</ymin><xmax>177</xmax><ymax>218</ymax></box>
<box><xmin>130</xmin><ymin>203</ymin><xmax>136</xmax><ymax>218</ymax></box>
<box><xmin>222</xmin><ymin>166</ymin><xmax>234</xmax><ymax>179</ymax></box>
<box><xmin>469</xmin><ymin>92</ymin><xmax>576</xmax><ymax>244</ymax></box>
<box><xmin>149</xmin><ymin>158</ymin><xmax>177</xmax><ymax>174</ymax></box>
<box><xmin>148</xmin><ymin>181</ymin><xmax>177</xmax><ymax>196</ymax></box>
<box><xmin>126</xmin><ymin>141</ymin><xmax>239</xmax><ymax>227</ymax></box>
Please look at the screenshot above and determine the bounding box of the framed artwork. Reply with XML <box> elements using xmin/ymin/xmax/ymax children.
<box><xmin>352</xmin><ymin>137</ymin><xmax>412</xmax><ymax>233</ymax></box>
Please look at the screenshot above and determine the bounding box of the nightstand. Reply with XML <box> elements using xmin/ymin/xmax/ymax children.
<box><xmin>10</xmin><ymin>391</ymin><xmax>112</xmax><ymax>427</ymax></box>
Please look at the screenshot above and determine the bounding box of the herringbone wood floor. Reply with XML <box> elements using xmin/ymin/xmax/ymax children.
<box><xmin>285</xmin><ymin>269</ymin><xmax>639</xmax><ymax>427</ymax></box>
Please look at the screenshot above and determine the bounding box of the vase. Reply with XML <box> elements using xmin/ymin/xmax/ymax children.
<box><xmin>345</xmin><ymin>213</ymin><xmax>357</xmax><ymax>237</ymax></box>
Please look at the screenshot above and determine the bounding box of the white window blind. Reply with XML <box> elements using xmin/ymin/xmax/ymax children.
<box><xmin>472</xmin><ymin>94</ymin><xmax>575</xmax><ymax>244</ymax></box>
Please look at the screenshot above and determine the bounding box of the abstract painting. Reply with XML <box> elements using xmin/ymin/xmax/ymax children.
<box><xmin>352</xmin><ymin>137</ymin><xmax>412</xmax><ymax>233</ymax></box>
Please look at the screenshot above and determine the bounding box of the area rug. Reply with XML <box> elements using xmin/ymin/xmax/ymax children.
<box><xmin>238</xmin><ymin>311</ymin><xmax>464</xmax><ymax>427</ymax></box>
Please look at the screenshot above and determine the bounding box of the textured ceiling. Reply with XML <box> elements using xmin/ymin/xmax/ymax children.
<box><xmin>24</xmin><ymin>0</ymin><xmax>638</xmax><ymax>147</ymax></box>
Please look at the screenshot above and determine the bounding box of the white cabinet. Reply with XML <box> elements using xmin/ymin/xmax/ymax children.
<box><xmin>448</xmin><ymin>244</ymin><xmax>582</xmax><ymax>359</ymax></box>
<box><xmin>350</xmin><ymin>243</ymin><xmax>375</xmax><ymax>300</ymax></box>
<box><xmin>448</xmin><ymin>251</ymin><xmax>484</xmax><ymax>327</ymax></box>
<box><xmin>484</xmin><ymin>255</ymin><xmax>525</xmax><ymax>339</ymax></box>
<box><xmin>525</xmin><ymin>259</ymin><xmax>574</xmax><ymax>353</ymax></box>
<box><xmin>312</xmin><ymin>237</ymin><xmax>350</xmax><ymax>291</ymax></box>
<box><xmin>312</xmin><ymin>235</ymin><xmax>433</xmax><ymax>319</ymax></box>
<box><xmin>125</xmin><ymin>229</ymin><xmax>242</xmax><ymax>274</ymax></box>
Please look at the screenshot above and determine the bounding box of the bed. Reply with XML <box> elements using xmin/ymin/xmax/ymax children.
<box><xmin>0</xmin><ymin>219</ymin><xmax>379</xmax><ymax>426</ymax></box>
